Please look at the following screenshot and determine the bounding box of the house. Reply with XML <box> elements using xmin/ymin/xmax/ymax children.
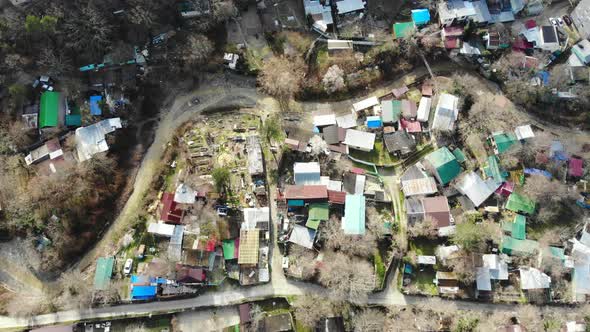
<box><xmin>505</xmin><ymin>192</ymin><xmax>536</xmax><ymax>215</ymax></box>
<box><xmin>393</xmin><ymin>22</ymin><xmax>415</xmax><ymax>39</ymax></box>
<box><xmin>381</xmin><ymin>100</ymin><xmax>402</xmax><ymax>124</ymax></box>
<box><xmin>519</xmin><ymin>267</ymin><xmax>551</xmax><ymax>290</ymax></box>
<box><xmin>289</xmin><ymin>224</ymin><xmax>316</xmax><ymax>249</ymax></box>
<box><xmin>476</xmin><ymin>254</ymin><xmax>509</xmax><ymax>292</ymax></box>
<box><xmin>424</xmin><ymin>147</ymin><xmax>462</xmax><ymax>185</ymax></box>
<box><xmin>537</xmin><ymin>26</ymin><xmax>560</xmax><ymax>52</ymax></box>
<box><xmin>313</xmin><ymin>113</ymin><xmax>337</xmax><ymax>128</ymax></box>
<box><xmin>454</xmin><ymin>171</ymin><xmax>500</xmax><ymax>207</ymax></box>
<box><xmin>571</xmin><ymin>0</ymin><xmax>590</xmax><ymax>39</ymax></box>
<box><xmin>401</xmin><ymin>100</ymin><xmax>417</xmax><ymax>119</ymax></box>
<box><xmin>25</xmin><ymin>138</ymin><xmax>63</xmax><ymax>166</ymax></box>
<box><xmin>75</xmin><ymin>118</ymin><xmax>122</xmax><ymax>162</ymax></box>
<box><xmin>303</xmin><ymin>0</ymin><xmax>333</xmax><ymax>32</ymax></box>
<box><xmin>93</xmin><ymin>257</ymin><xmax>114</xmax><ymax>290</ymax></box>
<box><xmin>39</xmin><ymin>91</ymin><xmax>63</xmax><ymax>128</ymax></box>
<box><xmin>344</xmin><ymin>129</ymin><xmax>375</xmax><ymax>151</ymax></box>
<box><xmin>322</xmin><ymin>125</ymin><xmax>340</xmax><ymax>145</ymax></box>
<box><xmin>417</xmin><ymin>97</ymin><xmax>432</xmax><ymax>122</ymax></box>
<box><xmin>501</xmin><ymin>235</ymin><xmax>539</xmax><ymax>256</ymax></box>
<box><xmin>503</xmin><ymin>214</ymin><xmax>527</xmax><ymax>240</ymax></box>
<box><xmin>238</xmin><ymin>229</ymin><xmax>259</xmax><ymax>265</ymax></box>
<box><xmin>147</xmin><ymin>222</ymin><xmax>176</xmax><ymax>237</ymax></box>
<box><xmin>514</xmin><ymin>125</ymin><xmax>535</xmax><ymax>141</ymax></box>
<box><xmin>422</xmin><ymin>196</ymin><xmax>452</xmax><ymax>231</ymax></box>
<box><xmin>284</xmin><ymin>185</ymin><xmax>328</xmax><ymax>203</ymax></box>
<box><xmin>435</xmin><ymin>271</ymin><xmax>459</xmax><ymax>294</ymax></box>
<box><xmin>432</xmin><ymin>93</ymin><xmax>459</xmax><ymax>131</ymax></box>
<box><xmin>294</xmin><ymin>162</ymin><xmax>321</xmax><ymax>185</ymax></box>
<box><xmin>442</xmin><ymin>26</ymin><xmax>464</xmax><ymax>49</ymax></box>
<box><xmin>306</xmin><ymin>203</ymin><xmax>329</xmax><ymax>230</ymax></box>
<box><xmin>490</xmin><ymin>131</ymin><xmax>517</xmax><ymax>154</ymax></box>
<box><xmin>247</xmin><ymin>136</ymin><xmax>264</xmax><ymax>176</ymax></box>
<box><xmin>399</xmin><ymin>118</ymin><xmax>422</xmax><ymax>133</ymax></box>
<box><xmin>569</xmin><ymin>157</ymin><xmax>584</xmax><ymax>177</ymax></box>
<box><xmin>343</xmin><ymin>194</ymin><xmax>365</xmax><ymax>235</ymax></box>
<box><xmin>411</xmin><ymin>9</ymin><xmax>431</xmax><ymax>26</ymax></box>
<box><xmin>402</xmin><ymin>177</ymin><xmax>437</xmax><ymax>197</ymax></box>
<box><xmin>243</xmin><ymin>207</ymin><xmax>270</xmax><ymax>230</ymax></box>
<box><xmin>352</xmin><ymin>96</ymin><xmax>379</xmax><ymax>113</ymax></box>
<box><xmin>160</xmin><ymin>192</ymin><xmax>183</xmax><ymax>223</ymax></box>
<box><xmin>336</xmin><ymin>113</ymin><xmax>357</xmax><ymax>128</ymax></box>
<box><xmin>384</xmin><ymin>131</ymin><xmax>416</xmax><ymax>156</ymax></box>
<box><xmin>174</xmin><ymin>183</ymin><xmax>196</xmax><ymax>205</ymax></box>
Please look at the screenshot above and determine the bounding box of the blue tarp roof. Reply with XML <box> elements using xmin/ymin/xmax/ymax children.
<box><xmin>366</xmin><ymin>116</ymin><xmax>382</xmax><ymax>128</ymax></box>
<box><xmin>90</xmin><ymin>95</ymin><xmax>102</xmax><ymax>115</ymax></box>
<box><xmin>524</xmin><ymin>168</ymin><xmax>552</xmax><ymax>179</ymax></box>
<box><xmin>131</xmin><ymin>285</ymin><xmax>157</xmax><ymax>300</ymax></box>
<box><xmin>411</xmin><ymin>9</ymin><xmax>431</xmax><ymax>25</ymax></box>
<box><xmin>538</xmin><ymin>71</ymin><xmax>550</xmax><ymax>85</ymax></box>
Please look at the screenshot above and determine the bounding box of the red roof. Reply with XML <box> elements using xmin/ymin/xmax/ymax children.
<box><xmin>160</xmin><ymin>192</ymin><xmax>183</xmax><ymax>223</ymax></box>
<box><xmin>350</xmin><ymin>167</ymin><xmax>366</xmax><ymax>175</ymax></box>
<box><xmin>206</xmin><ymin>239</ymin><xmax>217</xmax><ymax>252</ymax></box>
<box><xmin>400</xmin><ymin>118</ymin><xmax>422</xmax><ymax>133</ymax></box>
<box><xmin>525</xmin><ymin>19</ymin><xmax>537</xmax><ymax>29</ymax></box>
<box><xmin>569</xmin><ymin>158</ymin><xmax>584</xmax><ymax>177</ymax></box>
<box><xmin>422</xmin><ymin>196</ymin><xmax>451</xmax><ymax>228</ymax></box>
<box><xmin>443</xmin><ymin>26</ymin><xmax>464</xmax><ymax>37</ymax></box>
<box><xmin>328</xmin><ymin>143</ymin><xmax>348</xmax><ymax>154</ymax></box>
<box><xmin>239</xmin><ymin>303</ymin><xmax>251</xmax><ymax>323</ymax></box>
<box><xmin>392</xmin><ymin>86</ymin><xmax>409</xmax><ymax>98</ymax></box>
<box><xmin>328</xmin><ymin>190</ymin><xmax>346</xmax><ymax>204</ymax></box>
<box><xmin>444</xmin><ymin>36</ymin><xmax>461</xmax><ymax>49</ymax></box>
<box><xmin>284</xmin><ymin>185</ymin><xmax>328</xmax><ymax>200</ymax></box>
<box><xmin>422</xmin><ymin>84</ymin><xmax>433</xmax><ymax>96</ymax></box>
<box><xmin>495</xmin><ymin>181</ymin><xmax>514</xmax><ymax>197</ymax></box>
<box><xmin>512</xmin><ymin>38</ymin><xmax>534</xmax><ymax>51</ymax></box>
<box><xmin>523</xmin><ymin>56</ymin><xmax>539</xmax><ymax>69</ymax></box>
<box><xmin>176</xmin><ymin>264</ymin><xmax>206</xmax><ymax>283</ymax></box>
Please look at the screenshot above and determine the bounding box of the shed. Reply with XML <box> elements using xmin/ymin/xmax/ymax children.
<box><xmin>514</xmin><ymin>125</ymin><xmax>535</xmax><ymax>140</ymax></box>
<box><xmin>491</xmin><ymin>132</ymin><xmax>517</xmax><ymax>154</ymax></box>
<box><xmin>417</xmin><ymin>255</ymin><xmax>436</xmax><ymax>265</ymax></box>
<box><xmin>454</xmin><ymin>171</ymin><xmax>499</xmax><ymax>207</ymax></box>
<box><xmin>131</xmin><ymin>285</ymin><xmax>157</xmax><ymax>300</ymax></box>
<box><xmin>401</xmin><ymin>177</ymin><xmax>437</xmax><ymax>197</ymax></box>
<box><xmin>306</xmin><ymin>202</ymin><xmax>330</xmax><ymax>230</ymax></box>
<box><xmin>401</xmin><ymin>100</ymin><xmax>417</xmax><ymax>119</ymax></box>
<box><xmin>239</xmin><ymin>303</ymin><xmax>252</xmax><ymax>323</ymax></box>
<box><xmin>501</xmin><ymin>235</ymin><xmax>539</xmax><ymax>256</ymax></box>
<box><xmin>352</xmin><ymin>96</ymin><xmax>379</xmax><ymax>112</ymax></box>
<box><xmin>222</xmin><ymin>239</ymin><xmax>238</xmax><ymax>260</ymax></box>
<box><xmin>569</xmin><ymin>157</ymin><xmax>584</xmax><ymax>177</ymax></box>
<box><xmin>381</xmin><ymin>100</ymin><xmax>400</xmax><ymax>124</ymax></box>
<box><xmin>167</xmin><ymin>225</ymin><xmax>184</xmax><ymax>262</ymax></box>
<box><xmin>344</xmin><ymin>129</ymin><xmax>375</xmax><ymax>151</ymax></box>
<box><xmin>93</xmin><ymin>257</ymin><xmax>114</xmax><ymax>290</ymax></box>
<box><xmin>39</xmin><ymin>91</ymin><xmax>61</xmax><ymax>128</ymax></box>
<box><xmin>519</xmin><ymin>267</ymin><xmax>551</xmax><ymax>289</ymax></box>
<box><xmin>343</xmin><ymin>194</ymin><xmax>365</xmax><ymax>235</ymax></box>
<box><xmin>503</xmin><ymin>214</ymin><xmax>526</xmax><ymax>240</ymax></box>
<box><xmin>289</xmin><ymin>224</ymin><xmax>316</xmax><ymax>249</ymax></box>
<box><xmin>238</xmin><ymin>229</ymin><xmax>260</xmax><ymax>265</ymax></box>
<box><xmin>417</xmin><ymin>97</ymin><xmax>432</xmax><ymax>122</ymax></box>
<box><xmin>294</xmin><ymin>162</ymin><xmax>321</xmax><ymax>185</ymax></box>
<box><xmin>411</xmin><ymin>8</ymin><xmax>431</xmax><ymax>25</ymax></box>
<box><xmin>313</xmin><ymin>113</ymin><xmax>337</xmax><ymax>127</ymax></box>
<box><xmin>246</xmin><ymin>136</ymin><xmax>264</xmax><ymax>176</ymax></box>
<box><xmin>89</xmin><ymin>95</ymin><xmax>103</xmax><ymax>115</ymax></box>
<box><xmin>452</xmin><ymin>148</ymin><xmax>466</xmax><ymax>163</ymax></box>
<box><xmin>147</xmin><ymin>222</ymin><xmax>176</xmax><ymax>237</ymax></box>
<box><xmin>336</xmin><ymin>113</ymin><xmax>357</xmax><ymax>128</ymax></box>
<box><xmin>432</xmin><ymin>93</ymin><xmax>459</xmax><ymax>131</ymax></box>
<box><xmin>424</xmin><ymin>147</ymin><xmax>462</xmax><ymax>185</ymax></box>
<box><xmin>327</xmin><ymin>39</ymin><xmax>353</xmax><ymax>51</ymax></box>
<box><xmin>393</xmin><ymin>22</ymin><xmax>415</xmax><ymax>39</ymax></box>
<box><xmin>436</xmin><ymin>271</ymin><xmax>459</xmax><ymax>294</ymax></box>
<box><xmin>505</xmin><ymin>193</ymin><xmax>535</xmax><ymax>215</ymax></box>
<box><xmin>366</xmin><ymin>116</ymin><xmax>382</xmax><ymax>128</ymax></box>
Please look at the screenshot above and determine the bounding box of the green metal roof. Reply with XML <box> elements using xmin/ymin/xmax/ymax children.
<box><xmin>493</xmin><ymin>132</ymin><xmax>517</xmax><ymax>154</ymax></box>
<box><xmin>393</xmin><ymin>22</ymin><xmax>415</xmax><ymax>39</ymax></box>
<box><xmin>309</xmin><ymin>203</ymin><xmax>329</xmax><ymax>221</ymax></box>
<box><xmin>505</xmin><ymin>193</ymin><xmax>536</xmax><ymax>214</ymax></box>
<box><xmin>548</xmin><ymin>246</ymin><xmax>565</xmax><ymax>261</ymax></box>
<box><xmin>343</xmin><ymin>194</ymin><xmax>365</xmax><ymax>235</ymax></box>
<box><xmin>452</xmin><ymin>148</ymin><xmax>466</xmax><ymax>163</ymax></box>
<box><xmin>503</xmin><ymin>214</ymin><xmax>526</xmax><ymax>240</ymax></box>
<box><xmin>425</xmin><ymin>147</ymin><xmax>461</xmax><ymax>185</ymax></box>
<box><xmin>501</xmin><ymin>236</ymin><xmax>539</xmax><ymax>256</ymax></box>
<box><xmin>94</xmin><ymin>257</ymin><xmax>114</xmax><ymax>290</ymax></box>
<box><xmin>65</xmin><ymin>114</ymin><xmax>81</xmax><ymax>127</ymax></box>
<box><xmin>305</xmin><ymin>218</ymin><xmax>321</xmax><ymax>230</ymax></box>
<box><xmin>222</xmin><ymin>239</ymin><xmax>236</xmax><ymax>260</ymax></box>
<box><xmin>486</xmin><ymin>155</ymin><xmax>507</xmax><ymax>183</ymax></box>
<box><xmin>40</xmin><ymin>91</ymin><xmax>60</xmax><ymax>128</ymax></box>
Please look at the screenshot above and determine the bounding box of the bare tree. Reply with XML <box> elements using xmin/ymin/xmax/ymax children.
<box><xmin>323</xmin><ymin>216</ymin><xmax>377</xmax><ymax>258</ymax></box>
<box><xmin>322</xmin><ymin>65</ymin><xmax>346</xmax><ymax>94</ymax></box>
<box><xmin>476</xmin><ymin>311</ymin><xmax>511</xmax><ymax>332</ymax></box>
<box><xmin>57</xmin><ymin>269</ymin><xmax>92</xmax><ymax>310</ymax></box>
<box><xmin>288</xmin><ymin>244</ymin><xmax>317</xmax><ymax>279</ymax></box>
<box><xmin>317</xmin><ymin>252</ymin><xmax>375</xmax><ymax>301</ymax></box>
<box><xmin>293</xmin><ymin>295</ymin><xmax>344</xmax><ymax>328</ymax></box>
<box><xmin>516</xmin><ymin>305</ymin><xmax>543</xmax><ymax>331</ymax></box>
<box><xmin>407</xmin><ymin>216</ymin><xmax>437</xmax><ymax>239</ymax></box>
<box><xmin>60</xmin><ymin>4</ymin><xmax>114</xmax><ymax>56</ymax></box>
<box><xmin>352</xmin><ymin>308</ymin><xmax>386</xmax><ymax>332</ymax></box>
<box><xmin>212</xmin><ymin>0</ymin><xmax>238</xmax><ymax>21</ymax></box>
<box><xmin>521</xmin><ymin>175</ymin><xmax>574</xmax><ymax>202</ymax></box>
<box><xmin>180</xmin><ymin>34</ymin><xmax>214</xmax><ymax>68</ymax></box>
<box><xmin>128</xmin><ymin>0</ymin><xmax>158</xmax><ymax>27</ymax></box>
<box><xmin>258</xmin><ymin>56</ymin><xmax>305</xmax><ymax>109</ymax></box>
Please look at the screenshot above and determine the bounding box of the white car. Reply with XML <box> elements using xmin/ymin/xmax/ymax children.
<box><xmin>549</xmin><ymin>17</ymin><xmax>558</xmax><ymax>27</ymax></box>
<box><xmin>123</xmin><ymin>258</ymin><xmax>133</xmax><ymax>275</ymax></box>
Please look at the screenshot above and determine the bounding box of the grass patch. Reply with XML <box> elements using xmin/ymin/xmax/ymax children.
<box><xmin>409</xmin><ymin>238</ymin><xmax>437</xmax><ymax>256</ymax></box>
<box><xmin>415</xmin><ymin>270</ymin><xmax>438</xmax><ymax>295</ymax></box>
<box><xmin>349</xmin><ymin>141</ymin><xmax>397</xmax><ymax>166</ymax></box>
<box><xmin>295</xmin><ymin>320</ymin><xmax>313</xmax><ymax>332</ymax></box>
<box><xmin>374</xmin><ymin>250</ymin><xmax>386</xmax><ymax>289</ymax></box>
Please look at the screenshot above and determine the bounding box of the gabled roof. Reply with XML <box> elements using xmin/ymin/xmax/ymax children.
<box><xmin>503</xmin><ymin>214</ymin><xmax>527</xmax><ymax>240</ymax></box>
<box><xmin>519</xmin><ymin>267</ymin><xmax>551</xmax><ymax>289</ymax></box>
<box><xmin>384</xmin><ymin>131</ymin><xmax>416</xmax><ymax>154</ymax></box>
<box><xmin>400</xmin><ymin>118</ymin><xmax>422</xmax><ymax>133</ymax></box>
<box><xmin>294</xmin><ymin>162</ymin><xmax>321</xmax><ymax>185</ymax></box>
<box><xmin>322</xmin><ymin>125</ymin><xmax>340</xmax><ymax>145</ymax></box>
<box><xmin>401</xmin><ymin>100</ymin><xmax>417</xmax><ymax>119</ymax></box>
<box><xmin>313</xmin><ymin>113</ymin><xmax>337</xmax><ymax>127</ymax></box>
<box><xmin>424</xmin><ymin>147</ymin><xmax>461</xmax><ymax>185</ymax></box>
<box><xmin>336</xmin><ymin>113</ymin><xmax>357</xmax><ymax>128</ymax></box>
<box><xmin>514</xmin><ymin>125</ymin><xmax>535</xmax><ymax>140</ymax></box>
<box><xmin>432</xmin><ymin>93</ymin><xmax>459</xmax><ymax>131</ymax></box>
<box><xmin>160</xmin><ymin>192</ymin><xmax>183</xmax><ymax>223</ymax></box>
<box><xmin>422</xmin><ymin>196</ymin><xmax>451</xmax><ymax>228</ymax></box>
<box><xmin>328</xmin><ymin>190</ymin><xmax>346</xmax><ymax>204</ymax></box>
<box><xmin>343</xmin><ymin>194</ymin><xmax>366</xmax><ymax>235</ymax></box>
<box><xmin>242</xmin><ymin>207</ymin><xmax>270</xmax><ymax>230</ymax></box>
<box><xmin>289</xmin><ymin>224</ymin><xmax>316</xmax><ymax>249</ymax></box>
<box><xmin>366</xmin><ymin>115</ymin><xmax>382</xmax><ymax>128</ymax></box>
<box><xmin>393</xmin><ymin>22</ymin><xmax>415</xmax><ymax>39</ymax></box>
<box><xmin>505</xmin><ymin>192</ymin><xmax>535</xmax><ymax>214</ymax></box>
<box><xmin>344</xmin><ymin>129</ymin><xmax>376</xmax><ymax>150</ymax></box>
<box><xmin>39</xmin><ymin>91</ymin><xmax>60</xmax><ymax>128</ymax></box>
<box><xmin>381</xmin><ymin>100</ymin><xmax>401</xmax><ymax>123</ymax></box>
<box><xmin>501</xmin><ymin>235</ymin><xmax>539</xmax><ymax>255</ymax></box>
<box><xmin>75</xmin><ymin>118</ymin><xmax>122</xmax><ymax>162</ymax></box>
<box><xmin>492</xmin><ymin>131</ymin><xmax>517</xmax><ymax>154</ymax></box>
<box><xmin>352</xmin><ymin>96</ymin><xmax>379</xmax><ymax>112</ymax></box>
<box><xmin>402</xmin><ymin>177</ymin><xmax>438</xmax><ymax>197</ymax></box>
<box><xmin>454</xmin><ymin>171</ymin><xmax>499</xmax><ymax>207</ymax></box>
<box><xmin>284</xmin><ymin>185</ymin><xmax>328</xmax><ymax>200</ymax></box>
<box><xmin>417</xmin><ymin>97</ymin><xmax>432</xmax><ymax>122</ymax></box>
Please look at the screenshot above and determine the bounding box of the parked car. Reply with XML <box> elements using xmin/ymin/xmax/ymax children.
<box><xmin>549</xmin><ymin>17</ymin><xmax>558</xmax><ymax>27</ymax></box>
<box><xmin>563</xmin><ymin>15</ymin><xmax>573</xmax><ymax>26</ymax></box>
<box><xmin>557</xmin><ymin>17</ymin><xmax>564</xmax><ymax>26</ymax></box>
<box><xmin>123</xmin><ymin>258</ymin><xmax>133</xmax><ymax>275</ymax></box>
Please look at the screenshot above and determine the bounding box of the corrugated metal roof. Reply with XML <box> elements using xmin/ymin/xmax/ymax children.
<box><xmin>284</xmin><ymin>185</ymin><xmax>328</xmax><ymax>200</ymax></box>
<box><xmin>94</xmin><ymin>257</ymin><xmax>114</xmax><ymax>290</ymax></box>
<box><xmin>343</xmin><ymin>194</ymin><xmax>365</xmax><ymax>235</ymax></box>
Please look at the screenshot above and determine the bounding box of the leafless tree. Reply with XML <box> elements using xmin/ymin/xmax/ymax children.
<box><xmin>476</xmin><ymin>311</ymin><xmax>511</xmax><ymax>332</ymax></box>
<box><xmin>352</xmin><ymin>308</ymin><xmax>386</xmax><ymax>332</ymax></box>
<box><xmin>516</xmin><ymin>305</ymin><xmax>543</xmax><ymax>331</ymax></box>
<box><xmin>181</xmin><ymin>34</ymin><xmax>214</xmax><ymax>68</ymax></box>
<box><xmin>212</xmin><ymin>0</ymin><xmax>238</xmax><ymax>21</ymax></box>
<box><xmin>60</xmin><ymin>4</ymin><xmax>114</xmax><ymax>55</ymax></box>
<box><xmin>288</xmin><ymin>245</ymin><xmax>317</xmax><ymax>279</ymax></box>
<box><xmin>323</xmin><ymin>216</ymin><xmax>378</xmax><ymax>257</ymax></box>
<box><xmin>57</xmin><ymin>269</ymin><xmax>92</xmax><ymax>310</ymax></box>
<box><xmin>128</xmin><ymin>0</ymin><xmax>158</xmax><ymax>27</ymax></box>
<box><xmin>258</xmin><ymin>56</ymin><xmax>305</xmax><ymax>109</ymax></box>
<box><xmin>125</xmin><ymin>323</ymin><xmax>147</xmax><ymax>332</ymax></box>
<box><xmin>293</xmin><ymin>295</ymin><xmax>344</xmax><ymax>328</ymax></box>
<box><xmin>407</xmin><ymin>216</ymin><xmax>437</xmax><ymax>239</ymax></box>
<box><xmin>521</xmin><ymin>175</ymin><xmax>574</xmax><ymax>202</ymax></box>
<box><xmin>322</xmin><ymin>65</ymin><xmax>346</xmax><ymax>94</ymax></box>
<box><xmin>317</xmin><ymin>252</ymin><xmax>375</xmax><ymax>301</ymax></box>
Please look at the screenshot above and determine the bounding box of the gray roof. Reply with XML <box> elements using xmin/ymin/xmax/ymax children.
<box><xmin>401</xmin><ymin>163</ymin><xmax>429</xmax><ymax>182</ymax></box>
<box><xmin>75</xmin><ymin>118</ymin><xmax>122</xmax><ymax>162</ymax></box>
<box><xmin>384</xmin><ymin>131</ymin><xmax>416</xmax><ymax>155</ymax></box>
<box><xmin>322</xmin><ymin>125</ymin><xmax>340</xmax><ymax>145</ymax></box>
<box><xmin>167</xmin><ymin>225</ymin><xmax>184</xmax><ymax>262</ymax></box>
<box><xmin>453</xmin><ymin>171</ymin><xmax>500</xmax><ymax>207</ymax></box>
<box><xmin>289</xmin><ymin>224</ymin><xmax>316</xmax><ymax>249</ymax></box>
<box><xmin>572</xmin><ymin>0</ymin><xmax>590</xmax><ymax>39</ymax></box>
<box><xmin>246</xmin><ymin>136</ymin><xmax>264</xmax><ymax>175</ymax></box>
<box><xmin>174</xmin><ymin>183</ymin><xmax>196</xmax><ymax>204</ymax></box>
<box><xmin>405</xmin><ymin>197</ymin><xmax>424</xmax><ymax>215</ymax></box>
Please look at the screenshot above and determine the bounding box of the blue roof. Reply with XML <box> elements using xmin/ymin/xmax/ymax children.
<box><xmin>343</xmin><ymin>194</ymin><xmax>365</xmax><ymax>235</ymax></box>
<box><xmin>288</xmin><ymin>199</ymin><xmax>305</xmax><ymax>206</ymax></box>
<box><xmin>90</xmin><ymin>95</ymin><xmax>102</xmax><ymax>115</ymax></box>
<box><xmin>538</xmin><ymin>71</ymin><xmax>550</xmax><ymax>85</ymax></box>
<box><xmin>131</xmin><ymin>285</ymin><xmax>157</xmax><ymax>300</ymax></box>
<box><xmin>411</xmin><ymin>9</ymin><xmax>430</xmax><ymax>25</ymax></box>
<box><xmin>524</xmin><ymin>168</ymin><xmax>552</xmax><ymax>179</ymax></box>
<box><xmin>366</xmin><ymin>116</ymin><xmax>382</xmax><ymax>128</ymax></box>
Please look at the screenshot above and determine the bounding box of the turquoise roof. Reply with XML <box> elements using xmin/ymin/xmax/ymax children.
<box><xmin>411</xmin><ymin>9</ymin><xmax>430</xmax><ymax>25</ymax></box>
<box><xmin>343</xmin><ymin>194</ymin><xmax>365</xmax><ymax>235</ymax></box>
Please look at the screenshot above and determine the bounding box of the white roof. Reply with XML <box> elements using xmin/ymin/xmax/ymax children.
<box><xmin>75</xmin><ymin>118</ymin><xmax>122</xmax><ymax>162</ymax></box>
<box><xmin>242</xmin><ymin>207</ymin><xmax>270</xmax><ymax>230</ymax></box>
<box><xmin>432</xmin><ymin>93</ymin><xmax>459</xmax><ymax>131</ymax></box>
<box><xmin>336</xmin><ymin>113</ymin><xmax>357</xmax><ymax>128</ymax></box>
<box><xmin>417</xmin><ymin>97</ymin><xmax>432</xmax><ymax>122</ymax></box>
<box><xmin>336</xmin><ymin>0</ymin><xmax>365</xmax><ymax>14</ymax></box>
<box><xmin>482</xmin><ymin>254</ymin><xmax>509</xmax><ymax>280</ymax></box>
<box><xmin>313</xmin><ymin>113</ymin><xmax>337</xmax><ymax>127</ymax></box>
<box><xmin>174</xmin><ymin>183</ymin><xmax>196</xmax><ymax>204</ymax></box>
<box><xmin>476</xmin><ymin>267</ymin><xmax>492</xmax><ymax>291</ymax></box>
<box><xmin>289</xmin><ymin>224</ymin><xmax>316</xmax><ymax>249</ymax></box>
<box><xmin>565</xmin><ymin>321</ymin><xmax>587</xmax><ymax>332</ymax></box>
<box><xmin>454</xmin><ymin>171</ymin><xmax>500</xmax><ymax>207</ymax></box>
<box><xmin>514</xmin><ymin>125</ymin><xmax>535</xmax><ymax>140</ymax></box>
<box><xmin>417</xmin><ymin>255</ymin><xmax>436</xmax><ymax>265</ymax></box>
<box><xmin>344</xmin><ymin>129</ymin><xmax>375</xmax><ymax>150</ymax></box>
<box><xmin>355</xmin><ymin>174</ymin><xmax>366</xmax><ymax>195</ymax></box>
<box><xmin>401</xmin><ymin>177</ymin><xmax>438</xmax><ymax>197</ymax></box>
<box><xmin>327</xmin><ymin>39</ymin><xmax>353</xmax><ymax>50</ymax></box>
<box><xmin>352</xmin><ymin>96</ymin><xmax>379</xmax><ymax>112</ymax></box>
<box><xmin>519</xmin><ymin>267</ymin><xmax>551</xmax><ymax>289</ymax></box>
<box><xmin>294</xmin><ymin>162</ymin><xmax>320</xmax><ymax>174</ymax></box>
<box><xmin>460</xmin><ymin>42</ymin><xmax>481</xmax><ymax>55</ymax></box>
<box><xmin>320</xmin><ymin>176</ymin><xmax>342</xmax><ymax>191</ymax></box>
<box><xmin>147</xmin><ymin>222</ymin><xmax>175</xmax><ymax>237</ymax></box>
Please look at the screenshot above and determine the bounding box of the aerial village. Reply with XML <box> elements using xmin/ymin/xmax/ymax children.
<box><xmin>2</xmin><ymin>0</ymin><xmax>590</xmax><ymax>328</ymax></box>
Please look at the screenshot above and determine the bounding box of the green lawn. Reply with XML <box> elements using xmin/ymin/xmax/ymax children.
<box><xmin>409</xmin><ymin>238</ymin><xmax>437</xmax><ymax>256</ymax></box>
<box><xmin>350</xmin><ymin>141</ymin><xmax>398</xmax><ymax>166</ymax></box>
<box><xmin>374</xmin><ymin>250</ymin><xmax>386</xmax><ymax>289</ymax></box>
<box><xmin>415</xmin><ymin>269</ymin><xmax>438</xmax><ymax>295</ymax></box>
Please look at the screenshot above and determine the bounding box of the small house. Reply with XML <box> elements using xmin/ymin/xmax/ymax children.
<box><xmin>435</xmin><ymin>271</ymin><xmax>459</xmax><ymax>294</ymax></box>
<box><xmin>399</xmin><ymin>118</ymin><xmax>422</xmax><ymax>133</ymax></box>
<box><xmin>401</xmin><ymin>100</ymin><xmax>417</xmax><ymax>119</ymax></box>
<box><xmin>417</xmin><ymin>97</ymin><xmax>432</xmax><ymax>122</ymax></box>
<box><xmin>514</xmin><ymin>125</ymin><xmax>535</xmax><ymax>141</ymax></box>
<box><xmin>381</xmin><ymin>100</ymin><xmax>402</xmax><ymax>124</ymax></box>
<box><xmin>384</xmin><ymin>131</ymin><xmax>416</xmax><ymax>156</ymax></box>
<box><xmin>147</xmin><ymin>222</ymin><xmax>176</xmax><ymax>237</ymax></box>
<box><xmin>313</xmin><ymin>113</ymin><xmax>337</xmax><ymax>128</ymax></box>
<box><xmin>343</xmin><ymin>194</ymin><xmax>365</xmax><ymax>235</ymax></box>
<box><xmin>306</xmin><ymin>203</ymin><xmax>329</xmax><ymax>230</ymax></box>
<box><xmin>393</xmin><ymin>22</ymin><xmax>415</xmax><ymax>39</ymax></box>
<box><xmin>344</xmin><ymin>129</ymin><xmax>375</xmax><ymax>151</ymax></box>
<box><xmin>75</xmin><ymin>118</ymin><xmax>122</xmax><ymax>162</ymax></box>
<box><xmin>238</xmin><ymin>229</ymin><xmax>260</xmax><ymax>266</ymax></box>
<box><xmin>352</xmin><ymin>96</ymin><xmax>379</xmax><ymax>113</ymax></box>
<box><xmin>336</xmin><ymin>113</ymin><xmax>357</xmax><ymax>128</ymax></box>
<box><xmin>490</xmin><ymin>131</ymin><xmax>517</xmax><ymax>154</ymax></box>
<box><xmin>246</xmin><ymin>136</ymin><xmax>264</xmax><ymax>176</ymax></box>
<box><xmin>424</xmin><ymin>147</ymin><xmax>462</xmax><ymax>185</ymax></box>
<box><xmin>519</xmin><ymin>267</ymin><xmax>551</xmax><ymax>290</ymax></box>
<box><xmin>25</xmin><ymin>138</ymin><xmax>64</xmax><ymax>166</ymax></box>
<box><xmin>294</xmin><ymin>162</ymin><xmax>321</xmax><ymax>185</ymax></box>
<box><xmin>454</xmin><ymin>171</ymin><xmax>500</xmax><ymax>207</ymax></box>
<box><xmin>422</xmin><ymin>196</ymin><xmax>452</xmax><ymax>231</ymax></box>
<box><xmin>569</xmin><ymin>157</ymin><xmax>584</xmax><ymax>178</ymax></box>
<box><xmin>505</xmin><ymin>192</ymin><xmax>535</xmax><ymax>215</ymax></box>
<box><xmin>411</xmin><ymin>9</ymin><xmax>431</xmax><ymax>26</ymax></box>
<box><xmin>501</xmin><ymin>235</ymin><xmax>539</xmax><ymax>256</ymax></box>
<box><xmin>289</xmin><ymin>224</ymin><xmax>316</xmax><ymax>249</ymax></box>
<box><xmin>537</xmin><ymin>25</ymin><xmax>560</xmax><ymax>52</ymax></box>
<box><xmin>432</xmin><ymin>93</ymin><xmax>459</xmax><ymax>131</ymax></box>
<box><xmin>365</xmin><ymin>116</ymin><xmax>382</xmax><ymax>129</ymax></box>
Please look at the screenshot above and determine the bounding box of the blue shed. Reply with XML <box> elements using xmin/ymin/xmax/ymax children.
<box><xmin>90</xmin><ymin>95</ymin><xmax>103</xmax><ymax>115</ymax></box>
<box><xmin>411</xmin><ymin>9</ymin><xmax>430</xmax><ymax>26</ymax></box>
<box><xmin>131</xmin><ymin>285</ymin><xmax>157</xmax><ymax>300</ymax></box>
<box><xmin>366</xmin><ymin>116</ymin><xmax>382</xmax><ymax>129</ymax></box>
